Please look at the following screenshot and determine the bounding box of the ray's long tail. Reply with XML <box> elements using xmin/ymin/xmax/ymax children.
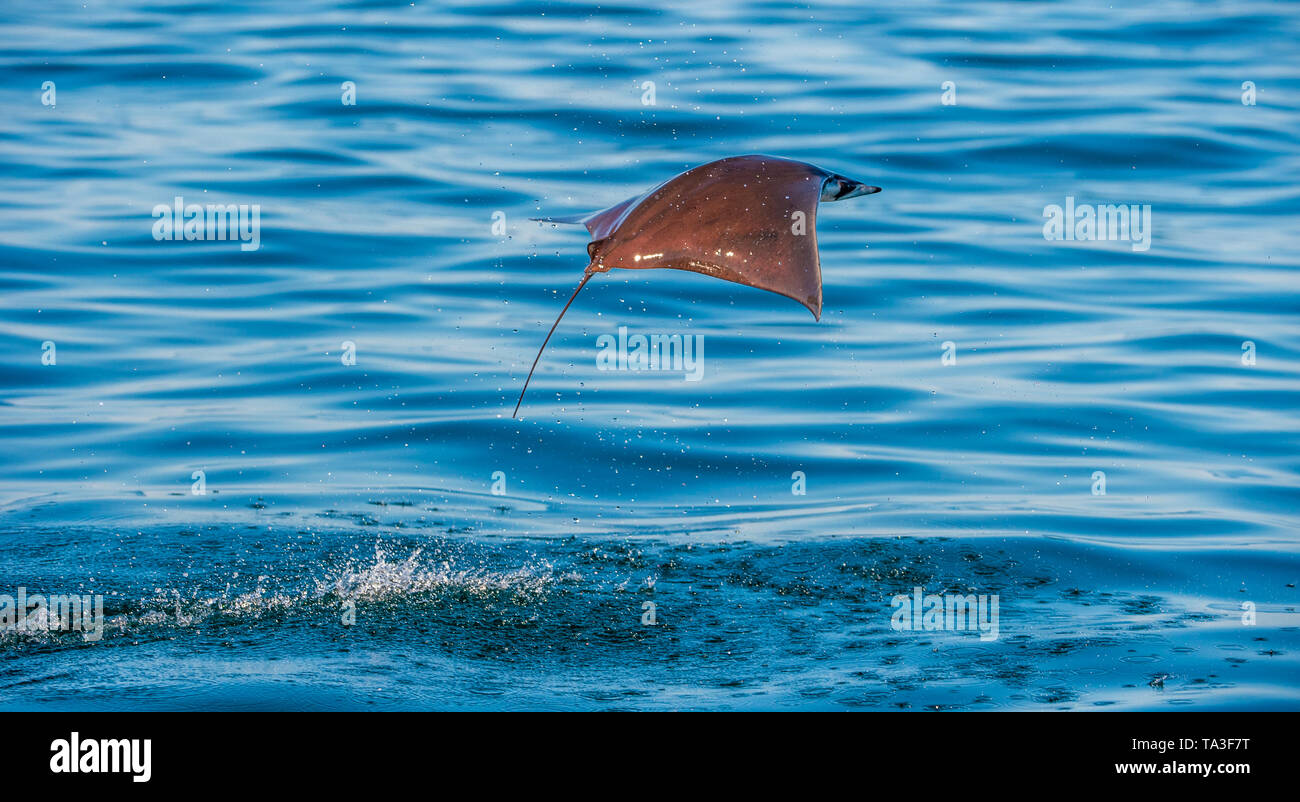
<box><xmin>513</xmin><ymin>268</ymin><xmax>597</xmax><ymax>418</ymax></box>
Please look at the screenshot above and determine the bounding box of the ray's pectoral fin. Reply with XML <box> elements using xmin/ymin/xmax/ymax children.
<box><xmin>531</xmin><ymin>212</ymin><xmax>591</xmax><ymax>226</ymax></box>
<box><xmin>532</xmin><ymin>195</ymin><xmax>642</xmax><ymax>240</ymax></box>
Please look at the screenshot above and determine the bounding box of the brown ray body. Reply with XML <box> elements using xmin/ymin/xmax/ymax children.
<box><xmin>514</xmin><ymin>154</ymin><xmax>880</xmax><ymax>417</ymax></box>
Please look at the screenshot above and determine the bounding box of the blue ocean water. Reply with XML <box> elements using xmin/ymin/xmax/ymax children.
<box><xmin>1</xmin><ymin>0</ymin><xmax>1298</xmax><ymax>710</ymax></box>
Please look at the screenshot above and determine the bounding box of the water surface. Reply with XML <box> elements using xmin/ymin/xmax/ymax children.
<box><xmin>1</xmin><ymin>0</ymin><xmax>1298</xmax><ymax>710</ymax></box>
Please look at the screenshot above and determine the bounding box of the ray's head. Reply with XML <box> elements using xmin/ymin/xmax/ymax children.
<box><xmin>820</xmin><ymin>173</ymin><xmax>882</xmax><ymax>202</ymax></box>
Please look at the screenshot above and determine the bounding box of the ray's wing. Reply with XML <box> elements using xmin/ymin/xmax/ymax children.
<box><xmin>590</xmin><ymin>156</ymin><xmax>829</xmax><ymax>320</ymax></box>
<box><xmin>532</xmin><ymin>194</ymin><xmax>644</xmax><ymax>239</ymax></box>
